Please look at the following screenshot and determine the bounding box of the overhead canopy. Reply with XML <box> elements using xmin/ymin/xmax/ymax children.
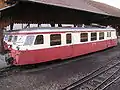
<box><xmin>22</xmin><ymin>0</ymin><xmax>110</xmax><ymax>15</ymax></box>
<box><xmin>87</xmin><ymin>0</ymin><xmax>120</xmax><ymax>17</ymax></box>
<box><xmin>23</xmin><ymin>0</ymin><xmax>120</xmax><ymax>17</ymax></box>
<box><xmin>0</xmin><ymin>0</ymin><xmax>120</xmax><ymax>28</ymax></box>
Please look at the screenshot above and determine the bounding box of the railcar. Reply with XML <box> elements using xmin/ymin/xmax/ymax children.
<box><xmin>4</xmin><ymin>26</ymin><xmax>117</xmax><ymax>65</ymax></box>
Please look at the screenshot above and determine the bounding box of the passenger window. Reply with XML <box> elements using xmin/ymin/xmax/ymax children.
<box><xmin>34</xmin><ymin>35</ymin><xmax>44</xmax><ymax>45</ymax></box>
<box><xmin>80</xmin><ymin>33</ymin><xmax>88</xmax><ymax>42</ymax></box>
<box><xmin>50</xmin><ymin>34</ymin><xmax>61</xmax><ymax>46</ymax></box>
<box><xmin>91</xmin><ymin>32</ymin><xmax>97</xmax><ymax>41</ymax></box>
<box><xmin>107</xmin><ymin>32</ymin><xmax>111</xmax><ymax>37</ymax></box>
<box><xmin>99</xmin><ymin>32</ymin><xmax>104</xmax><ymax>40</ymax></box>
<box><xmin>66</xmin><ymin>34</ymin><xmax>71</xmax><ymax>44</ymax></box>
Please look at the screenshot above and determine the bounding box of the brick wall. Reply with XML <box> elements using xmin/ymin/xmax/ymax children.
<box><xmin>0</xmin><ymin>0</ymin><xmax>7</xmax><ymax>8</ymax></box>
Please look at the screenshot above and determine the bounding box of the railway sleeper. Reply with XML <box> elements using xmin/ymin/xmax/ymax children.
<box><xmin>92</xmin><ymin>78</ymin><xmax>103</xmax><ymax>83</ymax></box>
<box><xmin>80</xmin><ymin>84</ymin><xmax>94</xmax><ymax>90</ymax></box>
<box><xmin>86</xmin><ymin>80</ymin><xmax>101</xmax><ymax>87</ymax></box>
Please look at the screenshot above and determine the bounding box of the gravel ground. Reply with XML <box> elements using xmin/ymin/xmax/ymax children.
<box><xmin>0</xmin><ymin>40</ymin><xmax>120</xmax><ymax>90</ymax></box>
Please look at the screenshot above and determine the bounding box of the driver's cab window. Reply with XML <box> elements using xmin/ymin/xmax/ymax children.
<box><xmin>24</xmin><ymin>35</ymin><xmax>35</xmax><ymax>45</ymax></box>
<box><xmin>8</xmin><ymin>35</ymin><xmax>13</xmax><ymax>42</ymax></box>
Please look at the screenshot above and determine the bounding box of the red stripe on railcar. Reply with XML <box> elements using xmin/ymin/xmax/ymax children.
<box><xmin>10</xmin><ymin>39</ymin><xmax>117</xmax><ymax>65</ymax></box>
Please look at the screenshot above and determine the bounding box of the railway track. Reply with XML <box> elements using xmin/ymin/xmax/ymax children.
<box><xmin>62</xmin><ymin>58</ymin><xmax>120</xmax><ymax>90</ymax></box>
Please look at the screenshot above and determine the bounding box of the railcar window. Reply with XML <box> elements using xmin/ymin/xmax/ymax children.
<box><xmin>34</xmin><ymin>35</ymin><xmax>44</xmax><ymax>45</ymax></box>
<box><xmin>99</xmin><ymin>32</ymin><xmax>104</xmax><ymax>40</ymax></box>
<box><xmin>12</xmin><ymin>36</ymin><xmax>18</xmax><ymax>42</ymax></box>
<box><xmin>91</xmin><ymin>32</ymin><xmax>97</xmax><ymax>41</ymax></box>
<box><xmin>66</xmin><ymin>34</ymin><xmax>71</xmax><ymax>44</ymax></box>
<box><xmin>16</xmin><ymin>36</ymin><xmax>25</xmax><ymax>44</ymax></box>
<box><xmin>50</xmin><ymin>34</ymin><xmax>61</xmax><ymax>46</ymax></box>
<box><xmin>80</xmin><ymin>33</ymin><xmax>88</xmax><ymax>42</ymax></box>
<box><xmin>8</xmin><ymin>35</ymin><xmax>13</xmax><ymax>42</ymax></box>
<box><xmin>107</xmin><ymin>32</ymin><xmax>111</xmax><ymax>37</ymax></box>
<box><xmin>24</xmin><ymin>36</ymin><xmax>34</xmax><ymax>45</ymax></box>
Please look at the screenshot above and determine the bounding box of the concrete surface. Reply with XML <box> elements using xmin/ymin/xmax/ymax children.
<box><xmin>0</xmin><ymin>54</ymin><xmax>7</xmax><ymax>68</ymax></box>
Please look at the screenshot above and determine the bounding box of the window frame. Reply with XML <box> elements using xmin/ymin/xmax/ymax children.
<box><xmin>50</xmin><ymin>34</ymin><xmax>61</xmax><ymax>46</ymax></box>
<box><xmin>80</xmin><ymin>32</ymin><xmax>88</xmax><ymax>42</ymax></box>
<box><xmin>91</xmin><ymin>32</ymin><xmax>97</xmax><ymax>41</ymax></box>
<box><xmin>107</xmin><ymin>32</ymin><xmax>111</xmax><ymax>37</ymax></box>
<box><xmin>99</xmin><ymin>32</ymin><xmax>104</xmax><ymax>40</ymax></box>
<box><xmin>66</xmin><ymin>33</ymin><xmax>72</xmax><ymax>44</ymax></box>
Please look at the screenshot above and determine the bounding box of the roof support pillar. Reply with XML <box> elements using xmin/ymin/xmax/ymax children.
<box><xmin>0</xmin><ymin>28</ymin><xmax>4</xmax><ymax>54</ymax></box>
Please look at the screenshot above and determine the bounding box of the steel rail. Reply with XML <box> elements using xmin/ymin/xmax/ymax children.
<box><xmin>94</xmin><ymin>68</ymin><xmax>120</xmax><ymax>90</ymax></box>
<box><xmin>62</xmin><ymin>59</ymin><xmax>120</xmax><ymax>90</ymax></box>
<box><xmin>100</xmin><ymin>75</ymin><xmax>120</xmax><ymax>90</ymax></box>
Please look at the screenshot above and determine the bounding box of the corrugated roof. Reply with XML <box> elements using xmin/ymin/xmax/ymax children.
<box><xmin>23</xmin><ymin>0</ymin><xmax>120</xmax><ymax>18</ymax></box>
<box><xmin>23</xmin><ymin>0</ymin><xmax>110</xmax><ymax>15</ymax></box>
<box><xmin>0</xmin><ymin>0</ymin><xmax>120</xmax><ymax>25</ymax></box>
<box><xmin>87</xmin><ymin>0</ymin><xmax>120</xmax><ymax>17</ymax></box>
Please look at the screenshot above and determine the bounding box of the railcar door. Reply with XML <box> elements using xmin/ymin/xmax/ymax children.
<box><xmin>106</xmin><ymin>31</ymin><xmax>112</xmax><ymax>47</ymax></box>
<box><xmin>63</xmin><ymin>33</ymin><xmax>73</xmax><ymax>58</ymax></box>
<box><xmin>61</xmin><ymin>33</ymin><xmax>73</xmax><ymax>59</ymax></box>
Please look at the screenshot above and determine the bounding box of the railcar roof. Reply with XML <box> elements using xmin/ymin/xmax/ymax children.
<box><xmin>6</xmin><ymin>26</ymin><xmax>115</xmax><ymax>33</ymax></box>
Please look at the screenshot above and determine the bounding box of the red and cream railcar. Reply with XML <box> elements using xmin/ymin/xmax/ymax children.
<box><xmin>5</xmin><ymin>27</ymin><xmax>117</xmax><ymax>65</ymax></box>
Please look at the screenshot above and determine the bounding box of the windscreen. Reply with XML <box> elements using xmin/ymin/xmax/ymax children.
<box><xmin>12</xmin><ymin>36</ymin><xmax>18</xmax><ymax>43</ymax></box>
<box><xmin>24</xmin><ymin>35</ymin><xmax>35</xmax><ymax>45</ymax></box>
<box><xmin>15</xmin><ymin>36</ymin><xmax>26</xmax><ymax>45</ymax></box>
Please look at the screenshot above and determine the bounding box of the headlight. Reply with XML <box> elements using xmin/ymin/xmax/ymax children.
<box><xmin>8</xmin><ymin>45</ymin><xmax>12</xmax><ymax>48</ymax></box>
